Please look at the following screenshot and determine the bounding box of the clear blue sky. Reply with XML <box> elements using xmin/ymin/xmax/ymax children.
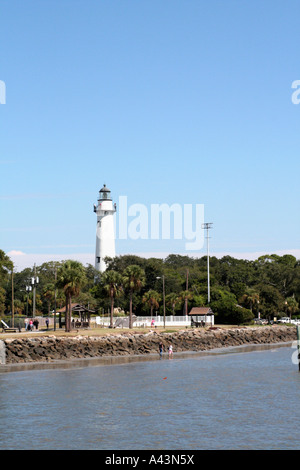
<box><xmin>1</xmin><ymin>0</ymin><xmax>299</xmax><ymax>270</ymax></box>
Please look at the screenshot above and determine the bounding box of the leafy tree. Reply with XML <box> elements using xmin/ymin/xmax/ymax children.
<box><xmin>13</xmin><ymin>298</ymin><xmax>24</xmax><ymax>315</ymax></box>
<box><xmin>144</xmin><ymin>258</ymin><xmax>164</xmax><ymax>290</ymax></box>
<box><xmin>74</xmin><ymin>291</ymin><xmax>98</xmax><ymax>310</ymax></box>
<box><xmin>258</xmin><ymin>284</ymin><xmax>285</xmax><ymax>319</ymax></box>
<box><xmin>164</xmin><ymin>254</ymin><xmax>196</xmax><ymax>268</ymax></box>
<box><xmin>1</xmin><ymin>248</ymin><xmax>299</xmax><ymax>327</ymax></box>
<box><xmin>106</xmin><ymin>255</ymin><xmax>146</xmax><ymax>272</ymax></box>
<box><xmin>0</xmin><ymin>287</ymin><xmax>6</xmax><ymax>317</ymax></box>
<box><xmin>254</xmin><ymin>255</ymin><xmax>296</xmax><ymax>297</ymax></box>
<box><xmin>0</xmin><ymin>250</ymin><xmax>13</xmax><ymax>316</ymax></box>
<box><xmin>224</xmin><ymin>304</ymin><xmax>254</xmax><ymax>325</ymax></box>
<box><xmin>84</xmin><ymin>264</ymin><xmax>101</xmax><ymax>289</ymax></box>
<box><xmin>191</xmin><ymin>294</ymin><xmax>206</xmax><ymax>309</ymax></box>
<box><xmin>0</xmin><ymin>250</ymin><xmax>13</xmax><ymax>280</ymax></box>
<box><xmin>209</xmin><ymin>287</ymin><xmax>237</xmax><ymax>322</ymax></box>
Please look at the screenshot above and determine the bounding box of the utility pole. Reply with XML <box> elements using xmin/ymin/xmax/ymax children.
<box><xmin>54</xmin><ymin>266</ymin><xmax>57</xmax><ymax>331</ymax></box>
<box><xmin>26</xmin><ymin>282</ymin><xmax>32</xmax><ymax>317</ymax></box>
<box><xmin>11</xmin><ymin>266</ymin><xmax>14</xmax><ymax>328</ymax></box>
<box><xmin>202</xmin><ymin>223</ymin><xmax>213</xmax><ymax>304</ymax></box>
<box><xmin>163</xmin><ymin>275</ymin><xmax>165</xmax><ymax>329</ymax></box>
<box><xmin>185</xmin><ymin>269</ymin><xmax>189</xmax><ymax>315</ymax></box>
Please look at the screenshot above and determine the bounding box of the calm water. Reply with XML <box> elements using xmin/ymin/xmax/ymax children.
<box><xmin>1</xmin><ymin>344</ymin><xmax>300</xmax><ymax>450</ymax></box>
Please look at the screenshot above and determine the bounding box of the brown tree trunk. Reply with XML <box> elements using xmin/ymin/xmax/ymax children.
<box><xmin>65</xmin><ymin>293</ymin><xmax>72</xmax><ymax>332</ymax></box>
<box><xmin>110</xmin><ymin>291</ymin><xmax>114</xmax><ymax>328</ymax></box>
<box><xmin>65</xmin><ymin>294</ymin><xmax>69</xmax><ymax>332</ymax></box>
<box><xmin>129</xmin><ymin>292</ymin><xmax>133</xmax><ymax>329</ymax></box>
<box><xmin>68</xmin><ymin>295</ymin><xmax>72</xmax><ymax>331</ymax></box>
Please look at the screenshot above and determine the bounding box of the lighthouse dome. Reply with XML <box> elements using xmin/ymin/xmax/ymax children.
<box><xmin>99</xmin><ymin>184</ymin><xmax>112</xmax><ymax>200</ymax></box>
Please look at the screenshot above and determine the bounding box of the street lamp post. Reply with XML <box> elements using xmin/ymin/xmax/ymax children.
<box><xmin>156</xmin><ymin>275</ymin><xmax>166</xmax><ymax>329</ymax></box>
<box><xmin>25</xmin><ymin>283</ymin><xmax>32</xmax><ymax>317</ymax></box>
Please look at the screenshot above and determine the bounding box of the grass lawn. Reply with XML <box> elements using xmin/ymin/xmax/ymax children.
<box><xmin>0</xmin><ymin>325</ymin><xmax>193</xmax><ymax>340</ymax></box>
<box><xmin>0</xmin><ymin>323</ymin><xmax>287</xmax><ymax>341</ymax></box>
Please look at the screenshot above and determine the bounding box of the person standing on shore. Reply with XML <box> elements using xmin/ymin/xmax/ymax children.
<box><xmin>159</xmin><ymin>342</ymin><xmax>164</xmax><ymax>358</ymax></box>
<box><xmin>168</xmin><ymin>344</ymin><xmax>173</xmax><ymax>359</ymax></box>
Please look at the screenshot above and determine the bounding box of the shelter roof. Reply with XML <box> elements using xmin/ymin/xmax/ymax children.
<box><xmin>57</xmin><ymin>303</ymin><xmax>95</xmax><ymax>314</ymax></box>
<box><xmin>188</xmin><ymin>307</ymin><xmax>214</xmax><ymax>315</ymax></box>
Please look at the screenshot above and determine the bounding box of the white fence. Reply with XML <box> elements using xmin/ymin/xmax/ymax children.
<box><xmin>94</xmin><ymin>315</ymin><xmax>214</xmax><ymax>328</ymax></box>
<box><xmin>135</xmin><ymin>316</ymin><xmax>190</xmax><ymax>327</ymax></box>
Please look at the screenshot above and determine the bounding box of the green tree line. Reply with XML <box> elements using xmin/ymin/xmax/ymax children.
<box><xmin>1</xmin><ymin>250</ymin><xmax>299</xmax><ymax>329</ymax></box>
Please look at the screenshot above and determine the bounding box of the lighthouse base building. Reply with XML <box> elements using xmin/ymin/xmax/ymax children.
<box><xmin>94</xmin><ymin>184</ymin><xmax>116</xmax><ymax>272</ymax></box>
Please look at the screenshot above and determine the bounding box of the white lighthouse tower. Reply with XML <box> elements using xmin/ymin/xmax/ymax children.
<box><xmin>94</xmin><ymin>184</ymin><xmax>116</xmax><ymax>272</ymax></box>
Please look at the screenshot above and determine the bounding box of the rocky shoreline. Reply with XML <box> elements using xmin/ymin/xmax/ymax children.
<box><xmin>0</xmin><ymin>325</ymin><xmax>297</xmax><ymax>365</ymax></box>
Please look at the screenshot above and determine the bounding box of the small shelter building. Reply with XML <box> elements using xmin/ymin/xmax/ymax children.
<box><xmin>188</xmin><ymin>307</ymin><xmax>214</xmax><ymax>327</ymax></box>
<box><xmin>57</xmin><ymin>303</ymin><xmax>95</xmax><ymax>328</ymax></box>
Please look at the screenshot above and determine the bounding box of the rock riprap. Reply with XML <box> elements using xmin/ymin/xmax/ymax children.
<box><xmin>1</xmin><ymin>326</ymin><xmax>297</xmax><ymax>364</ymax></box>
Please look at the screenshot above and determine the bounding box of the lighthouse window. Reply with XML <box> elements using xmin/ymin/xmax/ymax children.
<box><xmin>97</xmin><ymin>257</ymin><xmax>100</xmax><ymax>263</ymax></box>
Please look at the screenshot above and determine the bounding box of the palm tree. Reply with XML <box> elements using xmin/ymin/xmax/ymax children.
<box><xmin>240</xmin><ymin>289</ymin><xmax>260</xmax><ymax>313</ymax></box>
<box><xmin>286</xmin><ymin>295</ymin><xmax>299</xmax><ymax>320</ymax></box>
<box><xmin>101</xmin><ymin>270</ymin><xmax>123</xmax><ymax>328</ymax></box>
<box><xmin>123</xmin><ymin>265</ymin><xmax>145</xmax><ymax>328</ymax></box>
<box><xmin>56</xmin><ymin>260</ymin><xmax>86</xmax><ymax>332</ymax></box>
<box><xmin>42</xmin><ymin>282</ymin><xmax>55</xmax><ymax>316</ymax></box>
<box><xmin>180</xmin><ymin>290</ymin><xmax>193</xmax><ymax>315</ymax></box>
<box><xmin>142</xmin><ymin>290</ymin><xmax>161</xmax><ymax>316</ymax></box>
<box><xmin>166</xmin><ymin>292</ymin><xmax>181</xmax><ymax>315</ymax></box>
